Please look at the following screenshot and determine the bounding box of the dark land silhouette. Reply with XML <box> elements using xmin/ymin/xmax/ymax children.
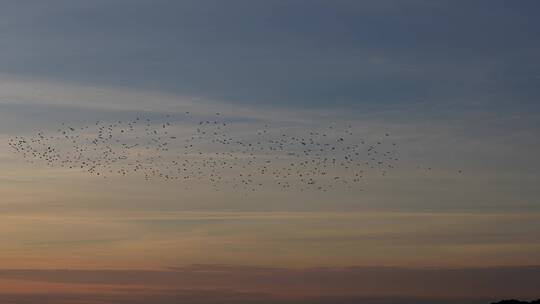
<box><xmin>492</xmin><ymin>300</ymin><xmax>540</xmax><ymax>304</ymax></box>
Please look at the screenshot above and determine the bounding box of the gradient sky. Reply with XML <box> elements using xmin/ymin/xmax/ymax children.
<box><xmin>1</xmin><ymin>1</ymin><xmax>540</xmax><ymax>303</ymax></box>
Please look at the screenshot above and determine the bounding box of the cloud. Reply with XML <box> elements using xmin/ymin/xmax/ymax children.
<box><xmin>0</xmin><ymin>211</ymin><xmax>538</xmax><ymax>271</ymax></box>
<box><xmin>0</xmin><ymin>292</ymin><xmax>482</xmax><ymax>304</ymax></box>
<box><xmin>1</xmin><ymin>0</ymin><xmax>540</xmax><ymax>108</ymax></box>
<box><xmin>0</xmin><ymin>264</ymin><xmax>539</xmax><ymax>303</ymax></box>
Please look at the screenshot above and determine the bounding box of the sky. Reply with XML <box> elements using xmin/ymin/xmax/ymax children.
<box><xmin>1</xmin><ymin>1</ymin><xmax>540</xmax><ymax>303</ymax></box>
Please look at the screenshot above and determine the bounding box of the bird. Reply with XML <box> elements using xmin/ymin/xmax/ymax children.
<box><xmin>7</xmin><ymin>112</ymin><xmax>433</xmax><ymax>194</ymax></box>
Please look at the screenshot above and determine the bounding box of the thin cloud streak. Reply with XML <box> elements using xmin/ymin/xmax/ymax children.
<box><xmin>0</xmin><ymin>211</ymin><xmax>539</xmax><ymax>270</ymax></box>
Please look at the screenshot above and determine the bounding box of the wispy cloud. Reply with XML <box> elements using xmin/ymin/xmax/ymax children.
<box><xmin>0</xmin><ymin>211</ymin><xmax>539</xmax><ymax>270</ymax></box>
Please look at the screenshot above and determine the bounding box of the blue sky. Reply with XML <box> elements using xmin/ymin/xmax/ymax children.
<box><xmin>0</xmin><ymin>1</ymin><xmax>540</xmax><ymax>302</ymax></box>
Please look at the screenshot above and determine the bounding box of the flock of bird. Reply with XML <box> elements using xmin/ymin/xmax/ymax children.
<box><xmin>8</xmin><ymin>112</ymin><xmax>450</xmax><ymax>193</ymax></box>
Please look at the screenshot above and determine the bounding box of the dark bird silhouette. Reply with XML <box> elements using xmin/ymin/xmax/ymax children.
<box><xmin>8</xmin><ymin>112</ymin><xmax>461</xmax><ymax>194</ymax></box>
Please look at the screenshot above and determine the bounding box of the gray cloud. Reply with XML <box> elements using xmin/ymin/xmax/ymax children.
<box><xmin>0</xmin><ymin>265</ymin><xmax>539</xmax><ymax>300</ymax></box>
<box><xmin>1</xmin><ymin>1</ymin><xmax>539</xmax><ymax>109</ymax></box>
